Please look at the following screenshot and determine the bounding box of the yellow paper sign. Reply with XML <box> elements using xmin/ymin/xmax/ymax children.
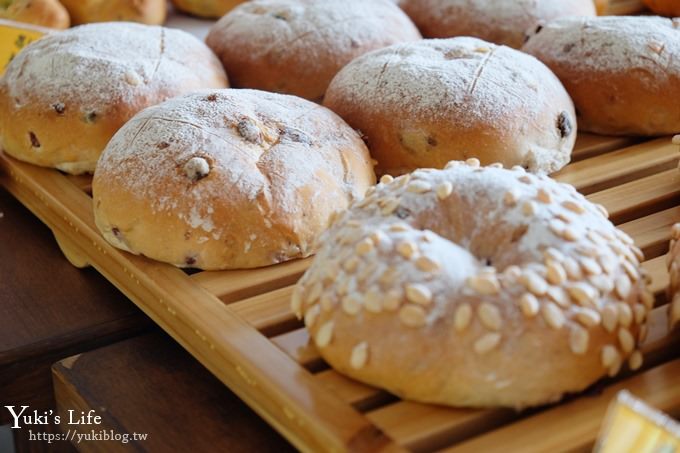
<box><xmin>0</xmin><ymin>19</ymin><xmax>48</xmax><ymax>76</ymax></box>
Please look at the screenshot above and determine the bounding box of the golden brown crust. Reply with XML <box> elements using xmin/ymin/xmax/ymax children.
<box><xmin>293</xmin><ymin>162</ymin><xmax>652</xmax><ymax>409</ymax></box>
<box><xmin>0</xmin><ymin>22</ymin><xmax>228</xmax><ymax>174</ymax></box>
<box><xmin>522</xmin><ymin>16</ymin><xmax>680</xmax><ymax>136</ymax></box>
<box><xmin>93</xmin><ymin>89</ymin><xmax>376</xmax><ymax>270</ymax></box>
<box><xmin>594</xmin><ymin>0</ymin><xmax>609</xmax><ymax>15</ymax></box>
<box><xmin>59</xmin><ymin>0</ymin><xmax>167</xmax><ymax>25</ymax></box>
<box><xmin>0</xmin><ymin>0</ymin><xmax>70</xmax><ymax>29</ymax></box>
<box><xmin>643</xmin><ymin>0</ymin><xmax>680</xmax><ymax>16</ymax></box>
<box><xmin>171</xmin><ymin>0</ymin><xmax>244</xmax><ymax>18</ymax></box>
<box><xmin>400</xmin><ymin>0</ymin><xmax>596</xmax><ymax>48</ymax></box>
<box><xmin>324</xmin><ymin>37</ymin><xmax>576</xmax><ymax>176</ymax></box>
<box><xmin>205</xmin><ymin>0</ymin><xmax>422</xmax><ymax>101</ymax></box>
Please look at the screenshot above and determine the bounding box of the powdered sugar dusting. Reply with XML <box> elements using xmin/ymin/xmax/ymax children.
<box><xmin>329</xmin><ymin>37</ymin><xmax>569</xmax><ymax>132</ymax></box>
<box><xmin>325</xmin><ymin>165</ymin><xmax>614</xmax><ymax>270</ymax></box>
<box><xmin>94</xmin><ymin>89</ymin><xmax>375</xmax><ymax>268</ymax></box>
<box><xmin>523</xmin><ymin>16</ymin><xmax>680</xmax><ymax>79</ymax></box>
<box><xmin>217</xmin><ymin>0</ymin><xmax>418</xmax><ymax>58</ymax></box>
<box><xmin>4</xmin><ymin>22</ymin><xmax>227</xmax><ymax>114</ymax></box>
<box><xmin>206</xmin><ymin>0</ymin><xmax>421</xmax><ymax>99</ymax></box>
<box><xmin>299</xmin><ymin>163</ymin><xmax>640</xmax><ymax>334</ymax></box>
<box><xmin>401</xmin><ymin>0</ymin><xmax>595</xmax><ymax>48</ymax></box>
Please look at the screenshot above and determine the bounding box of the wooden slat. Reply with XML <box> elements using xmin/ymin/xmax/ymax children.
<box><xmin>619</xmin><ymin>207</ymin><xmax>678</xmax><ymax>259</ymax></box>
<box><xmin>367</xmin><ymin>403</ymin><xmax>516</xmax><ymax>453</ymax></box>
<box><xmin>64</xmin><ymin>174</ymin><xmax>92</xmax><ymax>194</ymax></box>
<box><xmin>643</xmin><ymin>255</ymin><xmax>669</xmax><ymax>299</ymax></box>
<box><xmin>315</xmin><ymin>370</ymin><xmax>392</xmax><ymax>411</ymax></box>
<box><xmin>554</xmin><ymin>137</ymin><xmax>678</xmax><ymax>194</ymax></box>
<box><xmin>587</xmin><ymin>170</ymin><xmax>680</xmax><ymax>224</ymax></box>
<box><xmin>191</xmin><ymin>259</ymin><xmax>309</xmax><ymax>303</ymax></box>
<box><xmin>571</xmin><ymin>134</ymin><xmax>641</xmax><ymax>162</ymax></box>
<box><xmin>271</xmin><ymin>328</ymin><xmax>321</xmax><ymax>370</ymax></box>
<box><xmin>445</xmin><ymin>360</ymin><xmax>680</xmax><ymax>453</ymax></box>
<box><xmin>230</xmin><ymin>286</ymin><xmax>299</xmax><ymax>336</ymax></box>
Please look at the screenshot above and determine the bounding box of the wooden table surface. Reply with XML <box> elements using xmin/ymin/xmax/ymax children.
<box><xmin>0</xmin><ymin>186</ymin><xmax>150</xmax><ymax>418</ymax></box>
<box><xmin>53</xmin><ymin>333</ymin><xmax>294</xmax><ymax>453</ymax></box>
<box><xmin>0</xmin><ymin>186</ymin><xmax>290</xmax><ymax>452</ymax></box>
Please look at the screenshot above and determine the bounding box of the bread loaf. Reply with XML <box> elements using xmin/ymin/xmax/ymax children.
<box><xmin>0</xmin><ymin>0</ymin><xmax>69</xmax><ymax>29</ymax></box>
<box><xmin>59</xmin><ymin>0</ymin><xmax>167</xmax><ymax>25</ymax></box>
<box><xmin>205</xmin><ymin>0</ymin><xmax>421</xmax><ymax>101</ymax></box>
<box><xmin>523</xmin><ymin>16</ymin><xmax>680</xmax><ymax>136</ymax></box>
<box><xmin>294</xmin><ymin>161</ymin><xmax>652</xmax><ymax>408</ymax></box>
<box><xmin>324</xmin><ymin>37</ymin><xmax>576</xmax><ymax>176</ymax></box>
<box><xmin>400</xmin><ymin>0</ymin><xmax>596</xmax><ymax>48</ymax></box>
<box><xmin>93</xmin><ymin>89</ymin><xmax>376</xmax><ymax>270</ymax></box>
<box><xmin>0</xmin><ymin>22</ymin><xmax>228</xmax><ymax>174</ymax></box>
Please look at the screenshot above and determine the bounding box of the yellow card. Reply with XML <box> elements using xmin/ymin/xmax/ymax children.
<box><xmin>0</xmin><ymin>19</ymin><xmax>49</xmax><ymax>76</ymax></box>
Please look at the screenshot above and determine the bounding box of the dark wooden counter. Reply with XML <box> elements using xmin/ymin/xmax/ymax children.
<box><xmin>0</xmin><ymin>186</ymin><xmax>151</xmax><ymax>419</ymax></box>
<box><xmin>0</xmin><ymin>186</ymin><xmax>290</xmax><ymax>452</ymax></box>
<box><xmin>53</xmin><ymin>333</ymin><xmax>294</xmax><ymax>452</ymax></box>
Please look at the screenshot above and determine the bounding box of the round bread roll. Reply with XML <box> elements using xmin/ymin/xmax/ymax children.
<box><xmin>399</xmin><ymin>0</ymin><xmax>595</xmax><ymax>49</ymax></box>
<box><xmin>643</xmin><ymin>0</ymin><xmax>680</xmax><ymax>16</ymax></box>
<box><xmin>522</xmin><ymin>16</ymin><xmax>680</xmax><ymax>136</ymax></box>
<box><xmin>293</xmin><ymin>161</ymin><xmax>653</xmax><ymax>409</ymax></box>
<box><xmin>324</xmin><ymin>37</ymin><xmax>576</xmax><ymax>176</ymax></box>
<box><xmin>667</xmin><ymin>224</ymin><xmax>680</xmax><ymax>331</ymax></box>
<box><xmin>59</xmin><ymin>0</ymin><xmax>167</xmax><ymax>25</ymax></box>
<box><xmin>93</xmin><ymin>89</ymin><xmax>376</xmax><ymax>270</ymax></box>
<box><xmin>0</xmin><ymin>22</ymin><xmax>228</xmax><ymax>175</ymax></box>
<box><xmin>171</xmin><ymin>0</ymin><xmax>244</xmax><ymax>18</ymax></box>
<box><xmin>0</xmin><ymin>0</ymin><xmax>69</xmax><ymax>29</ymax></box>
<box><xmin>205</xmin><ymin>0</ymin><xmax>422</xmax><ymax>102</ymax></box>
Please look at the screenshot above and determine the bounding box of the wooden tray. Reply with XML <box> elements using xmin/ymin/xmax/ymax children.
<box><xmin>2</xmin><ymin>130</ymin><xmax>679</xmax><ymax>452</ymax></box>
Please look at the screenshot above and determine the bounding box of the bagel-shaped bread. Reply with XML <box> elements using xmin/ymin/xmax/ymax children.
<box><xmin>292</xmin><ymin>161</ymin><xmax>653</xmax><ymax>409</ymax></box>
<box><xmin>399</xmin><ymin>0</ymin><xmax>595</xmax><ymax>48</ymax></box>
<box><xmin>59</xmin><ymin>0</ymin><xmax>167</xmax><ymax>25</ymax></box>
<box><xmin>205</xmin><ymin>0</ymin><xmax>422</xmax><ymax>102</ymax></box>
<box><xmin>522</xmin><ymin>16</ymin><xmax>680</xmax><ymax>136</ymax></box>
<box><xmin>171</xmin><ymin>0</ymin><xmax>244</xmax><ymax>18</ymax></box>
<box><xmin>643</xmin><ymin>0</ymin><xmax>680</xmax><ymax>16</ymax></box>
<box><xmin>324</xmin><ymin>37</ymin><xmax>576</xmax><ymax>176</ymax></box>
<box><xmin>667</xmin><ymin>224</ymin><xmax>680</xmax><ymax>331</ymax></box>
<box><xmin>0</xmin><ymin>22</ymin><xmax>228</xmax><ymax>175</ymax></box>
<box><xmin>92</xmin><ymin>89</ymin><xmax>376</xmax><ymax>270</ymax></box>
<box><xmin>0</xmin><ymin>0</ymin><xmax>69</xmax><ymax>29</ymax></box>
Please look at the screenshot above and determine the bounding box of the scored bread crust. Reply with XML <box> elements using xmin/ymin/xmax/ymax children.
<box><xmin>522</xmin><ymin>16</ymin><xmax>680</xmax><ymax>136</ymax></box>
<box><xmin>205</xmin><ymin>0</ymin><xmax>422</xmax><ymax>102</ymax></box>
<box><xmin>93</xmin><ymin>89</ymin><xmax>376</xmax><ymax>270</ymax></box>
<box><xmin>0</xmin><ymin>22</ymin><xmax>228</xmax><ymax>174</ymax></box>
<box><xmin>293</xmin><ymin>161</ymin><xmax>653</xmax><ymax>409</ymax></box>
<box><xmin>399</xmin><ymin>0</ymin><xmax>595</xmax><ymax>48</ymax></box>
<box><xmin>324</xmin><ymin>37</ymin><xmax>576</xmax><ymax>177</ymax></box>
